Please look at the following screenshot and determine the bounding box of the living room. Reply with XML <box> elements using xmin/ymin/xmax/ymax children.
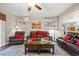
<box><xmin>1</xmin><ymin>3</ymin><xmax>79</xmax><ymax>56</ymax></box>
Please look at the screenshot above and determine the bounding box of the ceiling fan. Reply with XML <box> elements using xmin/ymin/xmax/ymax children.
<box><xmin>27</xmin><ymin>3</ymin><xmax>42</xmax><ymax>11</ymax></box>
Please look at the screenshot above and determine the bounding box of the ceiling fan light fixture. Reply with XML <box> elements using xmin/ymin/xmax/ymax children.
<box><xmin>27</xmin><ymin>3</ymin><xmax>42</xmax><ymax>11</ymax></box>
<box><xmin>28</xmin><ymin>6</ymin><xmax>31</xmax><ymax>11</ymax></box>
<box><xmin>35</xmin><ymin>4</ymin><xmax>42</xmax><ymax>10</ymax></box>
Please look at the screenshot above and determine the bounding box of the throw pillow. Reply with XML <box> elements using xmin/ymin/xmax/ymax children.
<box><xmin>63</xmin><ymin>35</ymin><xmax>71</xmax><ymax>41</ymax></box>
<box><xmin>41</xmin><ymin>38</ymin><xmax>45</xmax><ymax>41</ymax></box>
<box><xmin>45</xmin><ymin>37</ymin><xmax>48</xmax><ymax>41</ymax></box>
<box><xmin>27</xmin><ymin>38</ymin><xmax>33</xmax><ymax>43</ymax></box>
<box><xmin>31</xmin><ymin>32</ymin><xmax>37</xmax><ymax>38</ymax></box>
<box><xmin>15</xmin><ymin>33</ymin><xmax>23</xmax><ymax>38</ymax></box>
<box><xmin>37</xmin><ymin>31</ymin><xmax>42</xmax><ymax>35</ymax></box>
<box><xmin>43</xmin><ymin>32</ymin><xmax>48</xmax><ymax>37</ymax></box>
<box><xmin>75</xmin><ymin>40</ymin><xmax>79</xmax><ymax>46</ymax></box>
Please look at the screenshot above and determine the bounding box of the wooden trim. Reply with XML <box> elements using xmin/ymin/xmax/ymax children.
<box><xmin>0</xmin><ymin>43</ymin><xmax>9</xmax><ymax>51</ymax></box>
<box><xmin>0</xmin><ymin>12</ymin><xmax>6</xmax><ymax>21</ymax></box>
<box><xmin>67</xmin><ymin>31</ymin><xmax>79</xmax><ymax>34</ymax></box>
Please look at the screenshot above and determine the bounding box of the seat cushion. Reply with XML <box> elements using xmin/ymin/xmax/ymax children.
<box><xmin>9</xmin><ymin>38</ymin><xmax>24</xmax><ymax>42</ymax></box>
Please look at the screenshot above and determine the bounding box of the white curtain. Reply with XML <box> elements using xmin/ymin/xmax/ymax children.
<box><xmin>0</xmin><ymin>20</ymin><xmax>5</xmax><ymax>47</ymax></box>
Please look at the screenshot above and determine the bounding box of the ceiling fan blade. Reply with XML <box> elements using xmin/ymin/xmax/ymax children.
<box><xmin>28</xmin><ymin>6</ymin><xmax>31</xmax><ymax>11</ymax></box>
<box><xmin>35</xmin><ymin>4</ymin><xmax>42</xmax><ymax>10</ymax></box>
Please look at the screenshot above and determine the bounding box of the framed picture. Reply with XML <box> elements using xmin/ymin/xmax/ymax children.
<box><xmin>32</xmin><ymin>21</ymin><xmax>41</xmax><ymax>29</ymax></box>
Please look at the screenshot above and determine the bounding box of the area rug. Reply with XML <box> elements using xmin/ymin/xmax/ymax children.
<box><xmin>0</xmin><ymin>43</ymin><xmax>70</xmax><ymax>56</ymax></box>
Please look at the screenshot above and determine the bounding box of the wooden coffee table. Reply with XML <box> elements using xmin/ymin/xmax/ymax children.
<box><xmin>24</xmin><ymin>41</ymin><xmax>54</xmax><ymax>55</ymax></box>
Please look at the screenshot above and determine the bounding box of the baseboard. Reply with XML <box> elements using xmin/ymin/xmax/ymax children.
<box><xmin>0</xmin><ymin>43</ymin><xmax>9</xmax><ymax>51</ymax></box>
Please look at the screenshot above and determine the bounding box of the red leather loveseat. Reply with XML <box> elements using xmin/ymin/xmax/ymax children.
<box><xmin>9</xmin><ymin>31</ymin><xmax>25</xmax><ymax>45</ymax></box>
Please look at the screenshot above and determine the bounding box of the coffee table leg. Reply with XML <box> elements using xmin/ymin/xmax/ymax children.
<box><xmin>52</xmin><ymin>45</ymin><xmax>54</xmax><ymax>54</ymax></box>
<box><xmin>38</xmin><ymin>49</ymin><xmax>40</xmax><ymax>55</ymax></box>
<box><xmin>25</xmin><ymin>45</ymin><xmax>27</xmax><ymax>55</ymax></box>
<box><xmin>51</xmin><ymin>45</ymin><xmax>54</xmax><ymax>54</ymax></box>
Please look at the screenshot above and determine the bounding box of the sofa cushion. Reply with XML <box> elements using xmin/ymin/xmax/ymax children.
<box><xmin>65</xmin><ymin>41</ymin><xmax>79</xmax><ymax>54</ymax></box>
<box><xmin>63</xmin><ymin>35</ymin><xmax>71</xmax><ymax>41</ymax></box>
<box><xmin>67</xmin><ymin>40</ymin><xmax>75</xmax><ymax>44</ymax></box>
<box><xmin>75</xmin><ymin>40</ymin><xmax>79</xmax><ymax>46</ymax></box>
<box><xmin>27</xmin><ymin>38</ymin><xmax>33</xmax><ymax>43</ymax></box>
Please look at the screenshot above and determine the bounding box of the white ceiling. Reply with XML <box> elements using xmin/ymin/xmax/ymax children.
<box><xmin>0</xmin><ymin>3</ymin><xmax>74</xmax><ymax>17</ymax></box>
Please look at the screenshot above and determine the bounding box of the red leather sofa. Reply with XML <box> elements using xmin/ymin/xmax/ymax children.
<box><xmin>27</xmin><ymin>31</ymin><xmax>52</xmax><ymax>41</ymax></box>
<box><xmin>57</xmin><ymin>32</ymin><xmax>79</xmax><ymax>56</ymax></box>
<box><xmin>9</xmin><ymin>31</ymin><xmax>25</xmax><ymax>45</ymax></box>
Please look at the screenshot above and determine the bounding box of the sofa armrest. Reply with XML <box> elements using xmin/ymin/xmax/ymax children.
<box><xmin>48</xmin><ymin>36</ymin><xmax>53</xmax><ymax>41</ymax></box>
<box><xmin>9</xmin><ymin>36</ymin><xmax>15</xmax><ymax>39</ymax></box>
<box><xmin>58</xmin><ymin>37</ymin><xmax>63</xmax><ymax>39</ymax></box>
<box><xmin>56</xmin><ymin>37</ymin><xmax>63</xmax><ymax>42</ymax></box>
<box><xmin>26</xmin><ymin>36</ymin><xmax>30</xmax><ymax>40</ymax></box>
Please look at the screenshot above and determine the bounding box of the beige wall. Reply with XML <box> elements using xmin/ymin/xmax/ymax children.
<box><xmin>0</xmin><ymin>9</ymin><xmax>16</xmax><ymax>45</ymax></box>
<box><xmin>15</xmin><ymin>16</ymin><xmax>61</xmax><ymax>40</ymax></box>
<box><xmin>59</xmin><ymin>3</ymin><xmax>79</xmax><ymax>35</ymax></box>
<box><xmin>16</xmin><ymin>16</ymin><xmax>59</xmax><ymax>36</ymax></box>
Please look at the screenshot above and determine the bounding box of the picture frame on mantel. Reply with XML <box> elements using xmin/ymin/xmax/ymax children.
<box><xmin>32</xmin><ymin>21</ymin><xmax>41</xmax><ymax>29</ymax></box>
